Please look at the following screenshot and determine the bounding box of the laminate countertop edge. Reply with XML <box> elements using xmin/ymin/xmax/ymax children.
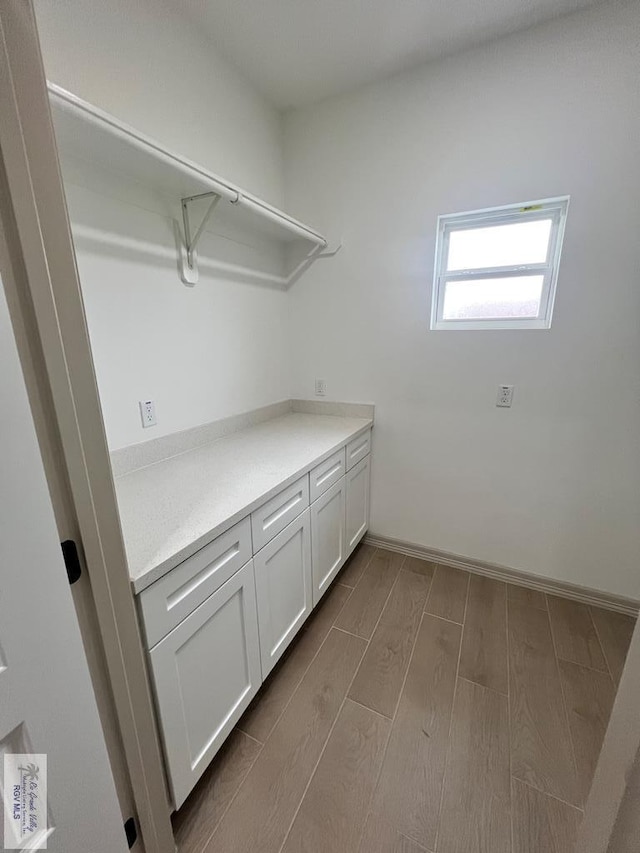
<box><xmin>116</xmin><ymin>413</ymin><xmax>373</xmax><ymax>594</ymax></box>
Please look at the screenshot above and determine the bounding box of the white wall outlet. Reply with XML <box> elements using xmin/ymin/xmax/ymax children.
<box><xmin>139</xmin><ymin>399</ymin><xmax>157</xmax><ymax>427</ymax></box>
<box><xmin>496</xmin><ymin>385</ymin><xmax>514</xmax><ymax>408</ymax></box>
<box><xmin>315</xmin><ymin>378</ymin><xmax>327</xmax><ymax>397</ymax></box>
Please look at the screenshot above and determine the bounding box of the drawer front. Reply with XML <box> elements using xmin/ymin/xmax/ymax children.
<box><xmin>345</xmin><ymin>429</ymin><xmax>372</xmax><ymax>471</ymax></box>
<box><xmin>253</xmin><ymin>509</ymin><xmax>312</xmax><ymax>678</ymax></box>
<box><xmin>309</xmin><ymin>448</ymin><xmax>346</xmax><ymax>502</ymax></box>
<box><xmin>251</xmin><ymin>475</ymin><xmax>310</xmax><ymax>552</ymax></box>
<box><xmin>148</xmin><ymin>559</ymin><xmax>262</xmax><ymax>808</ymax></box>
<box><xmin>139</xmin><ymin>517</ymin><xmax>252</xmax><ymax>648</ymax></box>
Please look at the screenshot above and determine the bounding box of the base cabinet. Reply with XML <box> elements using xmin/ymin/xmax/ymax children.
<box><xmin>345</xmin><ymin>454</ymin><xmax>371</xmax><ymax>555</ymax></box>
<box><xmin>311</xmin><ymin>478</ymin><xmax>346</xmax><ymax>606</ymax></box>
<box><xmin>148</xmin><ymin>560</ymin><xmax>261</xmax><ymax>808</ymax></box>
<box><xmin>253</xmin><ymin>509</ymin><xmax>312</xmax><ymax>678</ymax></box>
<box><xmin>140</xmin><ymin>437</ymin><xmax>371</xmax><ymax>810</ymax></box>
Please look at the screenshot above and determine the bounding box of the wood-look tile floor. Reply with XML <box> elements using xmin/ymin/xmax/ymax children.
<box><xmin>172</xmin><ymin>545</ymin><xmax>636</xmax><ymax>853</ymax></box>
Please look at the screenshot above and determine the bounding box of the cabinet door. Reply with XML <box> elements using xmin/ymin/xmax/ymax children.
<box><xmin>311</xmin><ymin>477</ymin><xmax>346</xmax><ymax>606</ymax></box>
<box><xmin>254</xmin><ymin>509</ymin><xmax>312</xmax><ymax>677</ymax></box>
<box><xmin>148</xmin><ymin>560</ymin><xmax>261</xmax><ymax>808</ymax></box>
<box><xmin>345</xmin><ymin>454</ymin><xmax>371</xmax><ymax>555</ymax></box>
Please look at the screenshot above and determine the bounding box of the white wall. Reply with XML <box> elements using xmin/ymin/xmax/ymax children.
<box><xmin>34</xmin><ymin>0</ymin><xmax>283</xmax><ymax>205</ymax></box>
<box><xmin>34</xmin><ymin>0</ymin><xmax>640</xmax><ymax>597</ymax></box>
<box><xmin>34</xmin><ymin>0</ymin><xmax>291</xmax><ymax>450</ymax></box>
<box><xmin>284</xmin><ymin>0</ymin><xmax>640</xmax><ymax>598</ymax></box>
<box><xmin>63</xmin><ymin>174</ymin><xmax>291</xmax><ymax>450</ymax></box>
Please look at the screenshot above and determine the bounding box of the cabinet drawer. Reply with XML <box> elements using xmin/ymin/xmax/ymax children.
<box><xmin>251</xmin><ymin>475</ymin><xmax>309</xmax><ymax>552</ymax></box>
<box><xmin>148</xmin><ymin>559</ymin><xmax>261</xmax><ymax>808</ymax></box>
<box><xmin>309</xmin><ymin>448</ymin><xmax>346</xmax><ymax>502</ymax></box>
<box><xmin>139</xmin><ymin>517</ymin><xmax>252</xmax><ymax>648</ymax></box>
<box><xmin>345</xmin><ymin>429</ymin><xmax>372</xmax><ymax>471</ymax></box>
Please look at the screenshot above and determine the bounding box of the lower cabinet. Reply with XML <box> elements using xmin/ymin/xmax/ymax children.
<box><xmin>148</xmin><ymin>559</ymin><xmax>261</xmax><ymax>809</ymax></box>
<box><xmin>345</xmin><ymin>454</ymin><xmax>371</xmax><ymax>555</ymax></box>
<box><xmin>310</xmin><ymin>477</ymin><xmax>346</xmax><ymax>606</ymax></box>
<box><xmin>253</xmin><ymin>508</ymin><xmax>312</xmax><ymax>678</ymax></box>
<box><xmin>141</xmin><ymin>445</ymin><xmax>371</xmax><ymax>809</ymax></box>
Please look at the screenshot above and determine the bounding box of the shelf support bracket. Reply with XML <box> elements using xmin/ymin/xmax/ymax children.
<box><xmin>180</xmin><ymin>191</ymin><xmax>222</xmax><ymax>284</ymax></box>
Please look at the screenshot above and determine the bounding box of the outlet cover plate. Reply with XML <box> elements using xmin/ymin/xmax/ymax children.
<box><xmin>139</xmin><ymin>399</ymin><xmax>157</xmax><ymax>427</ymax></box>
<box><xmin>496</xmin><ymin>385</ymin><xmax>514</xmax><ymax>408</ymax></box>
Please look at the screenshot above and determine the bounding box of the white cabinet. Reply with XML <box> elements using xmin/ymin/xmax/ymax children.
<box><xmin>345</xmin><ymin>454</ymin><xmax>371</xmax><ymax>555</ymax></box>
<box><xmin>138</xmin><ymin>430</ymin><xmax>372</xmax><ymax>809</ymax></box>
<box><xmin>138</xmin><ymin>518</ymin><xmax>252</xmax><ymax>648</ymax></box>
<box><xmin>253</xmin><ymin>509</ymin><xmax>312</xmax><ymax>677</ymax></box>
<box><xmin>311</xmin><ymin>478</ymin><xmax>346</xmax><ymax>606</ymax></box>
<box><xmin>147</xmin><ymin>560</ymin><xmax>261</xmax><ymax>809</ymax></box>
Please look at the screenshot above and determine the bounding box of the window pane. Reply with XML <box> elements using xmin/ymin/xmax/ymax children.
<box><xmin>442</xmin><ymin>276</ymin><xmax>544</xmax><ymax>321</ymax></box>
<box><xmin>447</xmin><ymin>219</ymin><xmax>552</xmax><ymax>271</ymax></box>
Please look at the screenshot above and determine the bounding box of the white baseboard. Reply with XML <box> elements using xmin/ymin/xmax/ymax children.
<box><xmin>365</xmin><ymin>533</ymin><xmax>639</xmax><ymax>617</ymax></box>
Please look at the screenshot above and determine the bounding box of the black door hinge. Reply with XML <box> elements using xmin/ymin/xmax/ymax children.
<box><xmin>60</xmin><ymin>540</ymin><xmax>82</xmax><ymax>584</ymax></box>
<box><xmin>124</xmin><ymin>817</ymin><xmax>137</xmax><ymax>849</ymax></box>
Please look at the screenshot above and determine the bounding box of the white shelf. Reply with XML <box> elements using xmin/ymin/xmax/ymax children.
<box><xmin>48</xmin><ymin>83</ymin><xmax>335</xmax><ymax>286</ymax></box>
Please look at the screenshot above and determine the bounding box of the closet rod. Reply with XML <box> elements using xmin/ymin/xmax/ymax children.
<box><xmin>47</xmin><ymin>83</ymin><xmax>327</xmax><ymax>248</ymax></box>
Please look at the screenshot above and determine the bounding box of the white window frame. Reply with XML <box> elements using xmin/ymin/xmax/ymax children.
<box><xmin>430</xmin><ymin>196</ymin><xmax>570</xmax><ymax>331</ymax></box>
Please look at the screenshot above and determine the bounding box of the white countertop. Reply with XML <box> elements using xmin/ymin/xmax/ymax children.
<box><xmin>115</xmin><ymin>412</ymin><xmax>372</xmax><ymax>593</ymax></box>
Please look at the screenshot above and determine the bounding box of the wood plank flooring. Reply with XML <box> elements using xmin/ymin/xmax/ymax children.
<box><xmin>558</xmin><ymin>660</ymin><xmax>615</xmax><ymax>804</ymax></box>
<box><xmin>334</xmin><ymin>549</ymin><xmax>404</xmax><ymax>639</ymax></box>
<box><xmin>508</xmin><ymin>601</ymin><xmax>581</xmax><ymax>806</ymax></box>
<box><xmin>173</xmin><ymin>544</ymin><xmax>635</xmax><ymax>853</ymax></box>
<box><xmin>348</xmin><ymin>568</ymin><xmax>432</xmax><ymax>717</ymax></box>
<box><xmin>438</xmin><ymin>678</ymin><xmax>511</xmax><ymax>853</ymax></box>
<box><xmin>281</xmin><ymin>699</ymin><xmax>390</xmax><ymax>853</ymax></box>
<box><xmin>547</xmin><ymin>596</ymin><xmax>608</xmax><ymax>672</ymax></box>
<box><xmin>512</xmin><ymin>778</ymin><xmax>582</xmax><ymax>853</ymax></box>
<box><xmin>425</xmin><ymin>564</ymin><xmax>469</xmax><ymax>623</ymax></box>
<box><xmin>589</xmin><ymin>606</ymin><xmax>635</xmax><ymax>686</ymax></box>
<box><xmin>370</xmin><ymin>615</ymin><xmax>461</xmax><ymax>849</ymax></box>
<box><xmin>459</xmin><ymin>574</ymin><xmax>508</xmax><ymax>694</ymax></box>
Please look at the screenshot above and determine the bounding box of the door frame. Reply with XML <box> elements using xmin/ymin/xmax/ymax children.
<box><xmin>0</xmin><ymin>4</ymin><xmax>174</xmax><ymax>852</ymax></box>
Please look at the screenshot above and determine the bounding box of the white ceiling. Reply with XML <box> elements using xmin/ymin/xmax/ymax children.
<box><xmin>179</xmin><ymin>0</ymin><xmax>601</xmax><ymax>109</ymax></box>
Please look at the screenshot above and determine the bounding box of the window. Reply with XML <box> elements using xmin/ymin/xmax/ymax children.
<box><xmin>430</xmin><ymin>197</ymin><xmax>569</xmax><ymax>330</ymax></box>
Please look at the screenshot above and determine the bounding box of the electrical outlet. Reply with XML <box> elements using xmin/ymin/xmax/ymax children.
<box><xmin>315</xmin><ymin>379</ymin><xmax>327</xmax><ymax>397</ymax></box>
<box><xmin>139</xmin><ymin>399</ymin><xmax>157</xmax><ymax>427</ymax></box>
<box><xmin>496</xmin><ymin>385</ymin><xmax>514</xmax><ymax>408</ymax></box>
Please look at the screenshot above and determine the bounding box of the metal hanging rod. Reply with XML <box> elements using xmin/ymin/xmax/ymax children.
<box><xmin>47</xmin><ymin>82</ymin><xmax>339</xmax><ymax>287</ymax></box>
